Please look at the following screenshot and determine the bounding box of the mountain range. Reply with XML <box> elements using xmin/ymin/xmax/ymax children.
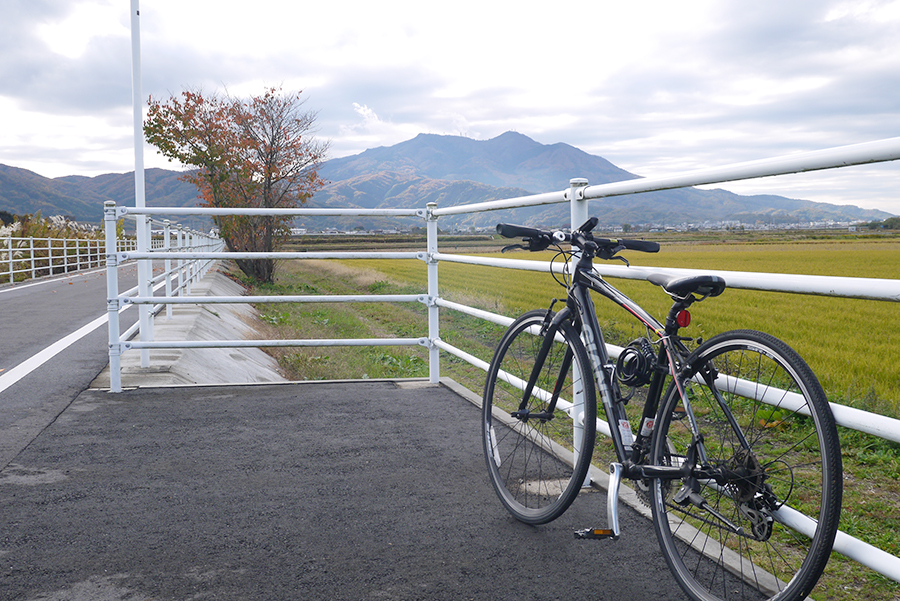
<box><xmin>1</xmin><ymin>132</ymin><xmax>892</xmax><ymax>230</ymax></box>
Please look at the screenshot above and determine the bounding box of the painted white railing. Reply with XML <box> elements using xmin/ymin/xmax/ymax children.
<box><xmin>103</xmin><ymin>201</ymin><xmax>225</xmax><ymax>372</ymax></box>
<box><xmin>105</xmin><ymin>136</ymin><xmax>900</xmax><ymax>583</ymax></box>
<box><xmin>1</xmin><ymin>235</ymin><xmax>137</xmax><ymax>285</ymax></box>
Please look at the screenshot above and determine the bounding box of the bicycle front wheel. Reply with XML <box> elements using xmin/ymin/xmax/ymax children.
<box><xmin>482</xmin><ymin>309</ymin><xmax>597</xmax><ymax>525</ymax></box>
<box><xmin>650</xmin><ymin>330</ymin><xmax>842</xmax><ymax>601</ymax></box>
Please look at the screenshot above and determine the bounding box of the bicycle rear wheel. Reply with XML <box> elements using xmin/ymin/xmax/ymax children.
<box><xmin>482</xmin><ymin>309</ymin><xmax>597</xmax><ymax>525</ymax></box>
<box><xmin>650</xmin><ymin>330</ymin><xmax>842</xmax><ymax>601</ymax></box>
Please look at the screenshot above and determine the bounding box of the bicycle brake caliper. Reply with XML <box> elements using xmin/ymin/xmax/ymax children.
<box><xmin>539</xmin><ymin>299</ymin><xmax>559</xmax><ymax>335</ymax></box>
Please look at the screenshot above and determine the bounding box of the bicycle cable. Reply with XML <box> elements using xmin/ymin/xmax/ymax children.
<box><xmin>549</xmin><ymin>247</ymin><xmax>574</xmax><ymax>289</ymax></box>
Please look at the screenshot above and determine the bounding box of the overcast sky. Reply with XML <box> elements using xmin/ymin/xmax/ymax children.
<box><xmin>1</xmin><ymin>0</ymin><xmax>899</xmax><ymax>214</ymax></box>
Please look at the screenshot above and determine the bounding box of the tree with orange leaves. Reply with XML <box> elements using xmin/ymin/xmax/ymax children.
<box><xmin>144</xmin><ymin>87</ymin><xmax>329</xmax><ymax>283</ymax></box>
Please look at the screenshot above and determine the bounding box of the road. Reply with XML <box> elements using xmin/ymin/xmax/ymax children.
<box><xmin>0</xmin><ymin>265</ymin><xmax>144</xmax><ymax>468</ymax></box>
<box><xmin>0</xmin><ymin>380</ymin><xmax>693</xmax><ymax>601</ymax></box>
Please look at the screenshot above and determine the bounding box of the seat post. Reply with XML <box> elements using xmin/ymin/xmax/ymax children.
<box><xmin>664</xmin><ymin>296</ymin><xmax>694</xmax><ymax>336</ymax></box>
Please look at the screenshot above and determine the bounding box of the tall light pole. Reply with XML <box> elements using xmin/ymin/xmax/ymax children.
<box><xmin>130</xmin><ymin>0</ymin><xmax>152</xmax><ymax>366</ymax></box>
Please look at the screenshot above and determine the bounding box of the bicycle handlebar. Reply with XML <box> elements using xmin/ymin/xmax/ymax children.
<box><xmin>496</xmin><ymin>223</ymin><xmax>546</xmax><ymax>240</ymax></box>
<box><xmin>496</xmin><ymin>221</ymin><xmax>660</xmax><ymax>256</ymax></box>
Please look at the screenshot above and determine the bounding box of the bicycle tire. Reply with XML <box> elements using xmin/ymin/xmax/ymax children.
<box><xmin>482</xmin><ymin>309</ymin><xmax>597</xmax><ymax>525</ymax></box>
<box><xmin>650</xmin><ymin>330</ymin><xmax>842</xmax><ymax>601</ymax></box>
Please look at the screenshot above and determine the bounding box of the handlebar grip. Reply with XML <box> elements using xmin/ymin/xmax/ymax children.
<box><xmin>496</xmin><ymin>223</ymin><xmax>545</xmax><ymax>239</ymax></box>
<box><xmin>621</xmin><ymin>239</ymin><xmax>660</xmax><ymax>253</ymax></box>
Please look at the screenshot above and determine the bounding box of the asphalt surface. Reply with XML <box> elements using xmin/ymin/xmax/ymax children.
<box><xmin>0</xmin><ymin>266</ymin><xmax>143</xmax><ymax>469</ymax></box>
<box><xmin>0</xmin><ymin>380</ymin><xmax>690</xmax><ymax>601</ymax></box>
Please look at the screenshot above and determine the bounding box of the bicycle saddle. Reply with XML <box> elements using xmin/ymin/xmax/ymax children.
<box><xmin>648</xmin><ymin>274</ymin><xmax>727</xmax><ymax>299</ymax></box>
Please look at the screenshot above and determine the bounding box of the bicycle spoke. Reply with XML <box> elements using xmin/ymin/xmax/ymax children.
<box><xmin>651</xmin><ymin>331</ymin><xmax>841</xmax><ymax>601</ymax></box>
<box><xmin>482</xmin><ymin>310</ymin><xmax>596</xmax><ymax>525</ymax></box>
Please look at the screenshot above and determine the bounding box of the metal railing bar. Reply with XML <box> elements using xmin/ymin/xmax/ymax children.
<box><xmin>710</xmin><ymin>372</ymin><xmax>900</xmax><ymax>444</ymax></box>
<box><xmin>118</xmin><ymin>207</ymin><xmax>423</xmax><ymax>217</ymax></box>
<box><xmin>435</xmin><ymin>298</ymin><xmax>516</xmax><ymax>328</ymax></box>
<box><xmin>774</xmin><ymin>504</ymin><xmax>900</xmax><ymax>581</ymax></box>
<box><xmin>124</xmin><ymin>337</ymin><xmax>428</xmax><ymax>349</ymax></box>
<box><xmin>582</xmin><ymin>136</ymin><xmax>900</xmax><ymax>202</ymax></box>
<box><xmin>435</xmin><ymin>252</ymin><xmax>900</xmax><ymax>302</ymax></box>
<box><xmin>120</xmin><ymin>251</ymin><xmax>425</xmax><ymax>261</ymax></box>
<box><xmin>432</xmin><ymin>338</ymin><xmax>490</xmax><ymax>371</ymax></box>
<box><xmin>431</xmin><ymin>190</ymin><xmax>567</xmax><ymax>216</ymax></box>
<box><xmin>124</xmin><ymin>294</ymin><xmax>426</xmax><ymax>304</ymax></box>
<box><xmin>433</xmin><ymin>252</ymin><xmax>559</xmax><ymax>273</ymax></box>
<box><xmin>590</xmin><ymin>264</ymin><xmax>900</xmax><ymax>302</ymax></box>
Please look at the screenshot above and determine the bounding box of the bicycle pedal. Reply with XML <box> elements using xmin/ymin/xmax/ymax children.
<box><xmin>574</xmin><ymin>528</ymin><xmax>618</xmax><ymax>540</ymax></box>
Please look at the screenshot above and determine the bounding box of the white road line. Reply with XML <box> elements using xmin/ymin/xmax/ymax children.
<box><xmin>0</xmin><ymin>313</ymin><xmax>111</xmax><ymax>395</ymax></box>
<box><xmin>0</xmin><ymin>279</ymin><xmax>165</xmax><ymax>396</ymax></box>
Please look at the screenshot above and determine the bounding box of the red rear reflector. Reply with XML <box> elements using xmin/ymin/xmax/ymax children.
<box><xmin>677</xmin><ymin>310</ymin><xmax>691</xmax><ymax>328</ymax></box>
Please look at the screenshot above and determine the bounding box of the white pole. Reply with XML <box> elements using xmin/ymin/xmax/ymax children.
<box><xmin>568</xmin><ymin>178</ymin><xmax>590</xmax><ymax>485</ymax></box>
<box><xmin>426</xmin><ymin>203</ymin><xmax>440</xmax><ymax>383</ymax></box>
<box><xmin>104</xmin><ymin>202</ymin><xmax>122</xmax><ymax>393</ymax></box>
<box><xmin>163</xmin><ymin>220</ymin><xmax>172</xmax><ymax>319</ymax></box>
<box><xmin>130</xmin><ymin>0</ymin><xmax>152</xmax><ymax>367</ymax></box>
<box><xmin>569</xmin><ymin>178</ymin><xmax>589</xmax><ymax>232</ymax></box>
<box><xmin>129</xmin><ymin>1</ymin><xmax>145</xmax><ymax>211</ymax></box>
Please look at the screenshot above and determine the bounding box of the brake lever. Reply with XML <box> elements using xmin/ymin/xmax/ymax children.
<box><xmin>597</xmin><ymin>244</ymin><xmax>630</xmax><ymax>266</ymax></box>
<box><xmin>503</xmin><ymin>234</ymin><xmax>552</xmax><ymax>253</ymax></box>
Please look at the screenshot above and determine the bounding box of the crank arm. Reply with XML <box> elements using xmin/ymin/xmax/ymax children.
<box><xmin>575</xmin><ymin>463</ymin><xmax>622</xmax><ymax>541</ymax></box>
<box><xmin>509</xmin><ymin>410</ymin><xmax>554</xmax><ymax>421</ymax></box>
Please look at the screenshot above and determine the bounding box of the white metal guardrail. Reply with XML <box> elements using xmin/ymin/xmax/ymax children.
<box><xmin>105</xmin><ymin>136</ymin><xmax>900</xmax><ymax>583</ymax></box>
<box><xmin>103</xmin><ymin>202</ymin><xmax>225</xmax><ymax>371</ymax></box>
<box><xmin>1</xmin><ymin>235</ymin><xmax>138</xmax><ymax>285</ymax></box>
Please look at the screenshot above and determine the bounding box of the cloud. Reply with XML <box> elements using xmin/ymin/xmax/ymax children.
<box><xmin>0</xmin><ymin>0</ymin><xmax>897</xmax><ymax>213</ymax></box>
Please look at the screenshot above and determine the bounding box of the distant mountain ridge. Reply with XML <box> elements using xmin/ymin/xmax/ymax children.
<box><xmin>311</xmin><ymin>132</ymin><xmax>892</xmax><ymax>229</ymax></box>
<box><xmin>0</xmin><ymin>132</ymin><xmax>892</xmax><ymax>228</ymax></box>
<box><xmin>0</xmin><ymin>164</ymin><xmax>199</xmax><ymax>223</ymax></box>
<box><xmin>317</xmin><ymin>131</ymin><xmax>637</xmax><ymax>192</ymax></box>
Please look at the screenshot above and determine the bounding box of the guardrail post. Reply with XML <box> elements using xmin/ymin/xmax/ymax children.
<box><xmin>163</xmin><ymin>220</ymin><xmax>172</xmax><ymax>319</ymax></box>
<box><xmin>176</xmin><ymin>225</ymin><xmax>184</xmax><ymax>297</ymax></box>
<box><xmin>567</xmin><ymin>177</ymin><xmax>591</xmax><ymax>486</ymax></box>
<box><xmin>569</xmin><ymin>177</ymin><xmax>589</xmax><ymax>232</ymax></box>
<box><xmin>426</xmin><ymin>202</ymin><xmax>440</xmax><ymax>383</ymax></box>
<box><xmin>5</xmin><ymin>237</ymin><xmax>11</xmax><ymax>284</ymax></box>
<box><xmin>138</xmin><ymin>214</ymin><xmax>153</xmax><ymax>367</ymax></box>
<box><xmin>104</xmin><ymin>201</ymin><xmax>123</xmax><ymax>392</ymax></box>
<box><xmin>186</xmin><ymin>230</ymin><xmax>195</xmax><ymax>292</ymax></box>
<box><xmin>191</xmin><ymin>230</ymin><xmax>199</xmax><ymax>286</ymax></box>
<box><xmin>29</xmin><ymin>237</ymin><xmax>35</xmax><ymax>279</ymax></box>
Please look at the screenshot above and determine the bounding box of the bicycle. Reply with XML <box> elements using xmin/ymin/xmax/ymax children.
<box><xmin>482</xmin><ymin>217</ymin><xmax>842</xmax><ymax>601</ymax></box>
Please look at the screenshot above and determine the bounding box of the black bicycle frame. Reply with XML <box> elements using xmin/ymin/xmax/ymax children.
<box><xmin>565</xmin><ymin>252</ymin><xmax>696</xmax><ymax>482</ymax></box>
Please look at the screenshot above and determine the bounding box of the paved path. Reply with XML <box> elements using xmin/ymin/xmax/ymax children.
<box><xmin>0</xmin><ymin>380</ymin><xmax>689</xmax><ymax>601</ymax></box>
<box><xmin>0</xmin><ymin>266</ymin><xmax>142</xmax><ymax>468</ymax></box>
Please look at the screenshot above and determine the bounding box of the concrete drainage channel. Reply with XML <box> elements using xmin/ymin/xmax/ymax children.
<box><xmin>91</xmin><ymin>265</ymin><xmax>287</xmax><ymax>390</ymax></box>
